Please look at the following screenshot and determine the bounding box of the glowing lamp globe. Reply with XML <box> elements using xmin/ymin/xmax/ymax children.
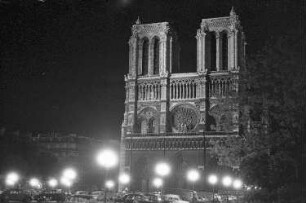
<box><xmin>233</xmin><ymin>179</ymin><xmax>243</xmax><ymax>189</ymax></box>
<box><xmin>208</xmin><ymin>174</ymin><xmax>218</xmax><ymax>185</ymax></box>
<box><xmin>155</xmin><ymin>162</ymin><xmax>171</xmax><ymax>176</ymax></box>
<box><xmin>105</xmin><ymin>180</ymin><xmax>115</xmax><ymax>189</ymax></box>
<box><xmin>187</xmin><ymin>169</ymin><xmax>200</xmax><ymax>182</ymax></box>
<box><xmin>63</xmin><ymin>168</ymin><xmax>77</xmax><ymax>180</ymax></box>
<box><xmin>119</xmin><ymin>173</ymin><xmax>130</xmax><ymax>185</ymax></box>
<box><xmin>29</xmin><ymin>178</ymin><xmax>40</xmax><ymax>188</ymax></box>
<box><xmin>6</xmin><ymin>172</ymin><xmax>19</xmax><ymax>186</ymax></box>
<box><xmin>48</xmin><ymin>178</ymin><xmax>58</xmax><ymax>188</ymax></box>
<box><xmin>60</xmin><ymin>176</ymin><xmax>72</xmax><ymax>187</ymax></box>
<box><xmin>153</xmin><ymin>177</ymin><xmax>163</xmax><ymax>188</ymax></box>
<box><xmin>222</xmin><ymin>176</ymin><xmax>232</xmax><ymax>187</ymax></box>
<box><xmin>96</xmin><ymin>149</ymin><xmax>118</xmax><ymax>168</ymax></box>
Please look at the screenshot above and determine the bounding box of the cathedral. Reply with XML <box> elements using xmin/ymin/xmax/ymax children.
<box><xmin>120</xmin><ymin>8</ymin><xmax>245</xmax><ymax>192</ymax></box>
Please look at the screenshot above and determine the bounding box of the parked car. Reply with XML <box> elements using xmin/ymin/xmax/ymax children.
<box><xmin>123</xmin><ymin>193</ymin><xmax>147</xmax><ymax>203</ymax></box>
<box><xmin>0</xmin><ymin>189</ymin><xmax>32</xmax><ymax>203</ymax></box>
<box><xmin>114</xmin><ymin>193</ymin><xmax>129</xmax><ymax>203</ymax></box>
<box><xmin>141</xmin><ymin>193</ymin><xmax>163</xmax><ymax>203</ymax></box>
<box><xmin>75</xmin><ymin>191</ymin><xmax>89</xmax><ymax>196</ymax></box>
<box><xmin>91</xmin><ymin>191</ymin><xmax>105</xmax><ymax>201</ymax></box>
<box><xmin>34</xmin><ymin>190</ymin><xmax>66</xmax><ymax>203</ymax></box>
<box><xmin>163</xmin><ymin>194</ymin><xmax>189</xmax><ymax>203</ymax></box>
<box><xmin>71</xmin><ymin>191</ymin><xmax>92</xmax><ymax>203</ymax></box>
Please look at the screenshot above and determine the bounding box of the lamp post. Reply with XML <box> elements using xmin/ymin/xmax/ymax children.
<box><xmin>119</xmin><ymin>173</ymin><xmax>130</xmax><ymax>191</ymax></box>
<box><xmin>222</xmin><ymin>176</ymin><xmax>232</xmax><ymax>203</ymax></box>
<box><xmin>62</xmin><ymin>168</ymin><xmax>77</xmax><ymax>194</ymax></box>
<box><xmin>233</xmin><ymin>179</ymin><xmax>243</xmax><ymax>202</ymax></box>
<box><xmin>208</xmin><ymin>174</ymin><xmax>218</xmax><ymax>203</ymax></box>
<box><xmin>96</xmin><ymin>149</ymin><xmax>118</xmax><ymax>203</ymax></box>
<box><xmin>105</xmin><ymin>180</ymin><xmax>115</xmax><ymax>202</ymax></box>
<box><xmin>153</xmin><ymin>177</ymin><xmax>163</xmax><ymax>192</ymax></box>
<box><xmin>60</xmin><ymin>176</ymin><xmax>72</xmax><ymax>195</ymax></box>
<box><xmin>187</xmin><ymin>169</ymin><xmax>200</xmax><ymax>191</ymax></box>
<box><xmin>155</xmin><ymin>162</ymin><xmax>170</xmax><ymax>194</ymax></box>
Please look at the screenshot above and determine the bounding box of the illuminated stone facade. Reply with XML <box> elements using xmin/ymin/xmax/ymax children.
<box><xmin>120</xmin><ymin>9</ymin><xmax>245</xmax><ymax>192</ymax></box>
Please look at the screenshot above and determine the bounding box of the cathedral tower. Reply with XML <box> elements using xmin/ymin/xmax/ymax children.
<box><xmin>120</xmin><ymin>9</ymin><xmax>245</xmax><ymax>192</ymax></box>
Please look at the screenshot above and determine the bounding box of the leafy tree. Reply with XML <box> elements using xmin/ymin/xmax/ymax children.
<box><xmin>211</xmin><ymin>35</ymin><xmax>305</xmax><ymax>202</ymax></box>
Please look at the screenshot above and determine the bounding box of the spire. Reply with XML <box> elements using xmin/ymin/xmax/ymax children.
<box><xmin>135</xmin><ymin>16</ymin><xmax>141</xmax><ymax>25</ymax></box>
<box><xmin>230</xmin><ymin>6</ymin><xmax>236</xmax><ymax>16</ymax></box>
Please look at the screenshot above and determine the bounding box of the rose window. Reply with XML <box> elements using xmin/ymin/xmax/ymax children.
<box><xmin>171</xmin><ymin>105</ymin><xmax>199</xmax><ymax>132</ymax></box>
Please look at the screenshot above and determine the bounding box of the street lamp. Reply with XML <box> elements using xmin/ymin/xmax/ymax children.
<box><xmin>233</xmin><ymin>179</ymin><xmax>243</xmax><ymax>203</ymax></box>
<box><xmin>29</xmin><ymin>178</ymin><xmax>41</xmax><ymax>189</ymax></box>
<box><xmin>155</xmin><ymin>162</ymin><xmax>171</xmax><ymax>177</ymax></box>
<box><xmin>48</xmin><ymin>178</ymin><xmax>58</xmax><ymax>188</ymax></box>
<box><xmin>119</xmin><ymin>173</ymin><xmax>130</xmax><ymax>185</ymax></box>
<box><xmin>105</xmin><ymin>180</ymin><xmax>115</xmax><ymax>189</ymax></box>
<box><xmin>60</xmin><ymin>176</ymin><xmax>72</xmax><ymax>187</ymax></box>
<box><xmin>222</xmin><ymin>176</ymin><xmax>232</xmax><ymax>203</ymax></box>
<box><xmin>96</xmin><ymin>149</ymin><xmax>118</xmax><ymax>203</ymax></box>
<box><xmin>222</xmin><ymin>176</ymin><xmax>232</xmax><ymax>187</ymax></box>
<box><xmin>153</xmin><ymin>177</ymin><xmax>163</xmax><ymax>189</ymax></box>
<box><xmin>5</xmin><ymin>172</ymin><xmax>19</xmax><ymax>187</ymax></box>
<box><xmin>63</xmin><ymin>168</ymin><xmax>77</xmax><ymax>180</ymax></box>
<box><xmin>208</xmin><ymin>174</ymin><xmax>218</xmax><ymax>203</ymax></box>
<box><xmin>96</xmin><ymin>149</ymin><xmax>119</xmax><ymax>169</ymax></box>
<box><xmin>62</xmin><ymin>168</ymin><xmax>77</xmax><ymax>193</ymax></box>
<box><xmin>104</xmin><ymin>180</ymin><xmax>115</xmax><ymax>203</ymax></box>
<box><xmin>60</xmin><ymin>176</ymin><xmax>73</xmax><ymax>194</ymax></box>
<box><xmin>233</xmin><ymin>179</ymin><xmax>242</xmax><ymax>189</ymax></box>
<box><xmin>187</xmin><ymin>169</ymin><xmax>200</xmax><ymax>190</ymax></box>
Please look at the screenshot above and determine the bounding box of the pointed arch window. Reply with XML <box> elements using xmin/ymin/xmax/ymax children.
<box><xmin>221</xmin><ymin>31</ymin><xmax>228</xmax><ymax>70</ymax></box>
<box><xmin>205</xmin><ymin>32</ymin><xmax>216</xmax><ymax>71</ymax></box>
<box><xmin>141</xmin><ymin>120</ymin><xmax>147</xmax><ymax>134</ymax></box>
<box><xmin>153</xmin><ymin>37</ymin><xmax>160</xmax><ymax>75</ymax></box>
<box><xmin>142</xmin><ymin>38</ymin><xmax>149</xmax><ymax>75</ymax></box>
<box><xmin>147</xmin><ymin>118</ymin><xmax>155</xmax><ymax>133</ymax></box>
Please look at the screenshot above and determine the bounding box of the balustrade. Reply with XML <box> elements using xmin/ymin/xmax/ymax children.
<box><xmin>138</xmin><ymin>81</ymin><xmax>161</xmax><ymax>101</ymax></box>
<box><xmin>170</xmin><ymin>79</ymin><xmax>197</xmax><ymax>100</ymax></box>
<box><xmin>209</xmin><ymin>76</ymin><xmax>237</xmax><ymax>97</ymax></box>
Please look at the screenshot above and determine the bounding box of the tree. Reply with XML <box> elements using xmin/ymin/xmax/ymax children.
<box><xmin>211</xmin><ymin>35</ymin><xmax>305</xmax><ymax>202</ymax></box>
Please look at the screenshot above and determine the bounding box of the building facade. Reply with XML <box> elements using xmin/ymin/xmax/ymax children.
<box><xmin>120</xmin><ymin>9</ymin><xmax>245</xmax><ymax>192</ymax></box>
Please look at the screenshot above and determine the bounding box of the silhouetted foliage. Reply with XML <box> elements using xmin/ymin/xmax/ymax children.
<box><xmin>211</xmin><ymin>35</ymin><xmax>305</xmax><ymax>202</ymax></box>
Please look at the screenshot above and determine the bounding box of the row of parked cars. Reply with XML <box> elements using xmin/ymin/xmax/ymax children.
<box><xmin>0</xmin><ymin>189</ymin><xmax>67</xmax><ymax>203</ymax></box>
<box><xmin>0</xmin><ymin>189</ymin><xmax>206</xmax><ymax>203</ymax></box>
<box><xmin>113</xmin><ymin>193</ymin><xmax>191</xmax><ymax>203</ymax></box>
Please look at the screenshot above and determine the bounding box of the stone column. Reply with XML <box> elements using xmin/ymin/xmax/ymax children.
<box><xmin>196</xmin><ymin>29</ymin><xmax>201</xmax><ymax>72</ymax></box>
<box><xmin>138</xmin><ymin>42</ymin><xmax>143</xmax><ymax>75</ymax></box>
<box><xmin>234</xmin><ymin>30</ymin><xmax>238</xmax><ymax>70</ymax></box>
<box><xmin>201</xmin><ymin>32</ymin><xmax>206</xmax><ymax>71</ymax></box>
<box><xmin>169</xmin><ymin>36</ymin><xmax>173</xmax><ymax>73</ymax></box>
<box><xmin>196</xmin><ymin>30</ymin><xmax>206</xmax><ymax>73</ymax></box>
<box><xmin>160</xmin><ymin>78</ymin><xmax>169</xmax><ymax>133</ymax></box>
<box><xmin>228</xmin><ymin>31</ymin><xmax>232</xmax><ymax>71</ymax></box>
<box><xmin>148</xmin><ymin>39</ymin><xmax>153</xmax><ymax>76</ymax></box>
<box><xmin>129</xmin><ymin>36</ymin><xmax>138</xmax><ymax>76</ymax></box>
<box><xmin>160</xmin><ymin>35</ymin><xmax>167</xmax><ymax>76</ymax></box>
<box><xmin>216</xmin><ymin>32</ymin><xmax>222</xmax><ymax>71</ymax></box>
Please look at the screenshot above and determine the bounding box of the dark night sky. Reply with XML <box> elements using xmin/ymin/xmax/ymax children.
<box><xmin>0</xmin><ymin>0</ymin><xmax>302</xmax><ymax>139</ymax></box>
